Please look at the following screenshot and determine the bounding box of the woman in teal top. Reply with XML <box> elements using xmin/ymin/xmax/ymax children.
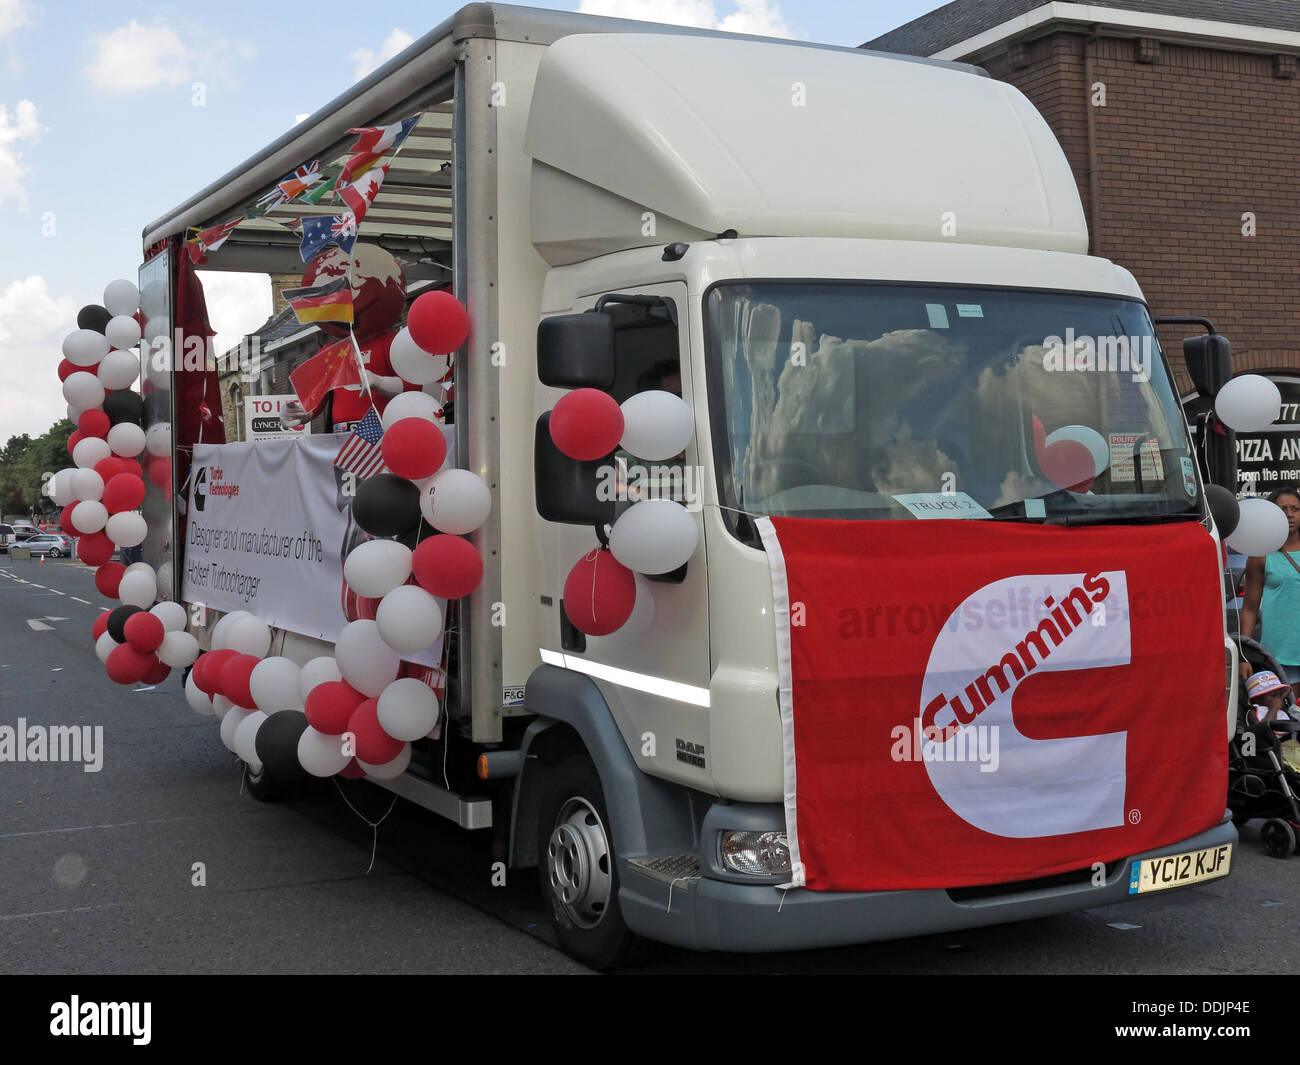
<box><xmin>1241</xmin><ymin>487</ymin><xmax>1300</xmax><ymax>695</ymax></box>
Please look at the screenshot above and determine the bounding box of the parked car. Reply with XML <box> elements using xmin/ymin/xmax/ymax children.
<box><xmin>39</xmin><ymin>524</ymin><xmax>63</xmax><ymax>534</ymax></box>
<box><xmin>22</xmin><ymin>533</ymin><xmax>75</xmax><ymax>558</ymax></box>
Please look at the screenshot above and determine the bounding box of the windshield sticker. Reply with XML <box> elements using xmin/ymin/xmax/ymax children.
<box><xmin>1024</xmin><ymin>498</ymin><xmax>1046</xmax><ymax>519</ymax></box>
<box><xmin>1180</xmin><ymin>456</ymin><xmax>1198</xmax><ymax>498</ymax></box>
<box><xmin>1108</xmin><ymin>433</ymin><xmax>1164</xmax><ymax>483</ymax></box>
<box><xmin>956</xmin><ymin>304</ymin><xmax>984</xmax><ymax>318</ymax></box>
<box><xmin>925</xmin><ymin>303</ymin><xmax>950</xmax><ymax>329</ymax></box>
<box><xmin>892</xmin><ymin>492</ymin><xmax>993</xmax><ymax>520</ymax></box>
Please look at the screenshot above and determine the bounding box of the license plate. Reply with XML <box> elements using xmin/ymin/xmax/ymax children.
<box><xmin>1128</xmin><ymin>843</ymin><xmax>1232</xmax><ymax>894</ymax></box>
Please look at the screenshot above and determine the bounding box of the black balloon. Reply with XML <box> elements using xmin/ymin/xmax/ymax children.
<box><xmin>103</xmin><ymin>389</ymin><xmax>144</xmax><ymax>426</ymax></box>
<box><xmin>77</xmin><ymin>304</ymin><xmax>113</xmax><ymax>334</ymax></box>
<box><xmin>106</xmin><ymin>605</ymin><xmax>143</xmax><ymax>643</ymax></box>
<box><xmin>255</xmin><ymin>711</ymin><xmax>310</xmax><ymax>781</ymax></box>
<box><xmin>396</xmin><ymin>517</ymin><xmax>432</xmax><ymax>550</ymax></box>
<box><xmin>352</xmin><ymin>474</ymin><xmax>421</xmax><ymax>537</ymax></box>
<box><xmin>143</xmin><ymin>390</ymin><xmax>170</xmax><ymax>425</ymax></box>
<box><xmin>1205</xmin><ymin>483</ymin><xmax>1240</xmax><ymax>539</ymax></box>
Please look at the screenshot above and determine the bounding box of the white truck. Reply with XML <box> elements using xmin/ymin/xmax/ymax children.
<box><xmin>140</xmin><ymin>3</ymin><xmax>1238</xmax><ymax>968</ymax></box>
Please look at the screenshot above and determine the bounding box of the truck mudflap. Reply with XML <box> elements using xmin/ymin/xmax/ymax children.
<box><xmin>618</xmin><ymin>815</ymin><xmax>1237</xmax><ymax>954</ymax></box>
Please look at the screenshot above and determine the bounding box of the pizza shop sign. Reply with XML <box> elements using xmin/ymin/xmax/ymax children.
<box><xmin>1185</xmin><ymin>377</ymin><xmax>1300</xmax><ymax>497</ymax></box>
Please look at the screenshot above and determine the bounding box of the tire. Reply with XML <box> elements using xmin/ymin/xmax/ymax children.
<box><xmin>47</xmin><ymin>548</ymin><xmax>60</xmax><ymax>558</ymax></box>
<box><xmin>1261</xmin><ymin>817</ymin><xmax>1295</xmax><ymax>859</ymax></box>
<box><xmin>243</xmin><ymin>760</ymin><xmax>282</xmax><ymax>802</ymax></box>
<box><xmin>536</xmin><ymin>754</ymin><xmax>636</xmax><ymax>970</ymax></box>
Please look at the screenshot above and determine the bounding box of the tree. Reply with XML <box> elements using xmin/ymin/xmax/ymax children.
<box><xmin>0</xmin><ymin>421</ymin><xmax>74</xmax><ymax>519</ymax></box>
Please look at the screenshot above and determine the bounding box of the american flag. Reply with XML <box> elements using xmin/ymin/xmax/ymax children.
<box><xmin>334</xmin><ymin>407</ymin><xmax>386</xmax><ymax>480</ymax></box>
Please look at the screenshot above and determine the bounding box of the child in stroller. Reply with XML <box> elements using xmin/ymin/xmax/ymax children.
<box><xmin>1229</xmin><ymin>637</ymin><xmax>1300</xmax><ymax>857</ymax></box>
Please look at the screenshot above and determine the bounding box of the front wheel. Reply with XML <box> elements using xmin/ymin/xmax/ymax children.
<box><xmin>536</xmin><ymin>754</ymin><xmax>636</xmax><ymax>970</ymax></box>
<box><xmin>243</xmin><ymin>760</ymin><xmax>282</xmax><ymax>802</ymax></box>
<box><xmin>47</xmin><ymin>548</ymin><xmax>60</xmax><ymax>558</ymax></box>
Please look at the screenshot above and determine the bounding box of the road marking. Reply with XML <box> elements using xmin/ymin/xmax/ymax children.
<box><xmin>47</xmin><ymin>588</ymin><xmax>65</xmax><ymax>595</ymax></box>
<box><xmin>25</xmin><ymin>619</ymin><xmax>52</xmax><ymax>631</ymax></box>
<box><xmin>70</xmin><ymin>597</ymin><xmax>90</xmax><ymax>605</ymax></box>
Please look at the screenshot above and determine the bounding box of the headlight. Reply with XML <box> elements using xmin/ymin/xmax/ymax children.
<box><xmin>720</xmin><ymin>830</ymin><xmax>791</xmax><ymax>876</ymax></box>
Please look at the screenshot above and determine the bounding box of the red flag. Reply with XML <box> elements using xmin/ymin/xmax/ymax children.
<box><xmin>339</xmin><ymin>165</ymin><xmax>388</xmax><ymax>226</ymax></box>
<box><xmin>290</xmin><ymin>338</ymin><xmax>360</xmax><ymax>413</ymax></box>
<box><xmin>338</xmin><ymin>150</ymin><xmax>385</xmax><ymax>189</ymax></box>
<box><xmin>758</xmin><ymin>517</ymin><xmax>1226</xmax><ymax>892</ymax></box>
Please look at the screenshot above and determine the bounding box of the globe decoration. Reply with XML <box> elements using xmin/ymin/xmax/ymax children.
<box><xmin>299</xmin><ymin>243</ymin><xmax>406</xmax><ymax>341</ymax></box>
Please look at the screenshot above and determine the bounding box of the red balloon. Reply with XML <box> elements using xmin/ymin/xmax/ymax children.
<box><xmin>549</xmin><ymin>388</ymin><xmax>624</xmax><ymax>461</ymax></box>
<box><xmin>78</xmin><ymin>410</ymin><xmax>111</xmax><ymax>439</ymax></box>
<box><xmin>66</xmin><ymin>430</ymin><xmax>84</xmax><ymax>457</ymax></box>
<box><xmin>143</xmin><ymin>660</ymin><xmax>171</xmax><ymax>685</ymax></box>
<box><xmin>347</xmin><ymin>697</ymin><xmax>404</xmax><ymax>764</ymax></box>
<box><xmin>92</xmin><ymin>612</ymin><xmax>109</xmax><ymax>641</ymax></box>
<box><xmin>118</xmin><ymin>457</ymin><xmax>143</xmax><ymax>479</ymax></box>
<box><xmin>218</xmin><ymin>653</ymin><xmax>260</xmax><ymax>709</ymax></box>
<box><xmin>123</xmin><ymin>611</ymin><xmax>165</xmax><ymax>653</ymax></box>
<box><xmin>77</xmin><ymin>531</ymin><xmax>115</xmax><ymax>567</ymax></box>
<box><xmin>412</xmin><ymin>534</ymin><xmax>483</xmax><ymax>599</ymax></box>
<box><xmin>94</xmin><ymin>456</ymin><xmax>125</xmax><ymax>482</ymax></box>
<box><xmin>406</xmin><ymin>290</ymin><xmax>469</xmax><ymax>355</ymax></box>
<box><xmin>106</xmin><ymin>643</ymin><xmax>154</xmax><ymax>685</ymax></box>
<box><xmin>304</xmin><ymin>680</ymin><xmax>366</xmax><ymax>735</ymax></box>
<box><xmin>193</xmin><ymin>649</ymin><xmax>239</xmax><ymax>696</ymax></box>
<box><xmin>145</xmin><ymin>455</ymin><xmax>170</xmax><ymax>490</ymax></box>
<box><xmin>59</xmin><ymin>503</ymin><xmax>80</xmax><ymax>532</ymax></box>
<box><xmin>380</xmin><ymin>417</ymin><xmax>448</xmax><ymax>480</ymax></box>
<box><xmin>339</xmin><ymin>758</ymin><xmax>366</xmax><ymax>779</ymax></box>
<box><xmin>562</xmin><ymin>548</ymin><xmax>636</xmax><ymax>636</ymax></box>
<box><xmin>103</xmin><ymin>473</ymin><xmax>146</xmax><ymax>514</ymax></box>
<box><xmin>94</xmin><ymin>561</ymin><xmax>126</xmax><ymax>599</ymax></box>
<box><xmin>57</xmin><ymin>359</ymin><xmax>78</xmax><ymax>382</ymax></box>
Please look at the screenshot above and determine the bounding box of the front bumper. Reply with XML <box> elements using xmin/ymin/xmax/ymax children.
<box><xmin>620</xmin><ymin>815</ymin><xmax>1237</xmax><ymax>953</ymax></box>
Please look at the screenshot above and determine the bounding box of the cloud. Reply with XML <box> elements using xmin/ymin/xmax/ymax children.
<box><xmin>0</xmin><ymin>276</ymin><xmax>77</xmax><ymax>442</ymax></box>
<box><xmin>198</xmin><ymin>272</ymin><xmax>272</xmax><ymax>363</ymax></box>
<box><xmin>0</xmin><ymin>0</ymin><xmax>34</xmax><ymax>39</ymax></box>
<box><xmin>294</xmin><ymin>113</ymin><xmax>310</xmax><ymax>125</ymax></box>
<box><xmin>86</xmin><ymin>20</ymin><xmax>257</xmax><ymax>93</ymax></box>
<box><xmin>577</xmin><ymin>0</ymin><xmax>793</xmax><ymax>37</ymax></box>
<box><xmin>0</xmin><ymin>99</ymin><xmax>38</xmax><ymax>209</ymax></box>
<box><xmin>350</xmin><ymin>28</ymin><xmax>415</xmax><ymax>82</ymax></box>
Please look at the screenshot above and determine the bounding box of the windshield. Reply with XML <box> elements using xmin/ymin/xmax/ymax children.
<box><xmin>704</xmin><ymin>282</ymin><xmax>1199</xmax><ymax>535</ymax></box>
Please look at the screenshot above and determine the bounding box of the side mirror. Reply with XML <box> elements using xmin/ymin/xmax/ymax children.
<box><xmin>1184</xmin><ymin>334</ymin><xmax>1232</xmax><ymax>400</ymax></box>
<box><xmin>534</xmin><ymin>413</ymin><xmax>616</xmax><ymax>525</ymax></box>
<box><xmin>537</xmin><ymin>312</ymin><xmax>615</xmax><ymax>389</ymax></box>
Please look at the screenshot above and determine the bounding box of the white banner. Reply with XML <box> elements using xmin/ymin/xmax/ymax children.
<box><xmin>182</xmin><ymin>435</ymin><xmax>444</xmax><ymax>666</ymax></box>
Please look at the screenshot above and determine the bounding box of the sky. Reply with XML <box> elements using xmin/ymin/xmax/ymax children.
<box><xmin>0</xmin><ymin>0</ymin><xmax>943</xmax><ymax>444</ymax></box>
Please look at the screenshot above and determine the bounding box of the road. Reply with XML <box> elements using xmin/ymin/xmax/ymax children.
<box><xmin>1</xmin><ymin>553</ymin><xmax>1297</xmax><ymax>976</ymax></box>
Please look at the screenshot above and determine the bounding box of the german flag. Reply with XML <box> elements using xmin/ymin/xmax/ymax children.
<box><xmin>283</xmin><ymin>277</ymin><xmax>354</xmax><ymax>326</ymax></box>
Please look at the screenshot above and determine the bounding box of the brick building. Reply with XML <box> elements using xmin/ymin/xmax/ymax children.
<box><xmin>866</xmin><ymin>1</ymin><xmax>1300</xmax><ymax>493</ymax></box>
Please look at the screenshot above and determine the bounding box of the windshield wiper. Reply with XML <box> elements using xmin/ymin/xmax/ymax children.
<box><xmin>1045</xmin><ymin>510</ymin><xmax>1202</xmax><ymax>527</ymax></box>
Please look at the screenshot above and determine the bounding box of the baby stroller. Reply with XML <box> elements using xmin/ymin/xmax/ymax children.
<box><xmin>1228</xmin><ymin>637</ymin><xmax>1300</xmax><ymax>858</ymax></box>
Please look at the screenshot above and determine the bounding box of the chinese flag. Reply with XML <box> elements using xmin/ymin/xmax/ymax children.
<box><xmin>290</xmin><ymin>338</ymin><xmax>360</xmax><ymax>413</ymax></box>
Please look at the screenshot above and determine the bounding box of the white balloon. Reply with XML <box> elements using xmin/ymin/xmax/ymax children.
<box><xmin>155</xmin><ymin>560</ymin><xmax>173</xmax><ymax>602</ymax></box>
<box><xmin>63</xmin><ymin>329</ymin><xmax>110</xmax><ymax>367</ymax></box>
<box><xmin>118</xmin><ymin>570</ymin><xmax>156</xmax><ymax>609</ymax></box>
<box><xmin>63</xmin><ymin>371</ymin><xmax>105</xmax><ymax>411</ymax></box>
<box><xmin>376</xmin><ymin>678</ymin><xmax>438</xmax><ymax>741</ymax></box>
<box><xmin>376</xmin><ymin>586</ymin><xmax>443</xmax><ymax>655</ymax></box>
<box><xmin>123</xmin><ymin>561</ymin><xmax>155</xmax><ymax>581</ymax></box>
<box><xmin>97</xmin><ymin>348</ymin><xmax>140</xmax><ymax>391</ymax></box>
<box><xmin>106</xmin><ymin>422</ymin><xmax>146</xmax><ymax>458</ymax></box>
<box><xmin>620</xmin><ymin>390</ymin><xmax>694</xmax><ymax>460</ymax></box>
<box><xmin>343</xmin><ymin>539</ymin><xmax>412</xmax><ymax>598</ymax></box>
<box><xmin>145</xmin><ymin>423</ymin><xmax>171</xmax><ymax>457</ymax></box>
<box><xmin>1227</xmin><ymin>496</ymin><xmax>1290</xmax><ymax>556</ymax></box>
<box><xmin>220</xmin><ymin>706</ymin><xmax>251</xmax><ymax>750</ymax></box>
<box><xmin>419</xmin><ymin>468</ymin><xmax>491</xmax><ymax>535</ymax></box>
<box><xmin>1044</xmin><ymin>424</ymin><xmax>1110</xmax><ymax>477</ymax></box>
<box><xmin>380</xmin><ymin>390</ymin><xmax>440</xmax><ymax>430</ymax></box>
<box><xmin>71</xmin><ymin>499</ymin><xmax>108</xmax><ymax>534</ymax></box>
<box><xmin>212</xmin><ymin>694</ymin><xmax>235</xmax><ymax>721</ymax></box>
<box><xmin>609</xmin><ymin>499</ymin><xmax>698</xmax><ymax>574</ymax></box>
<box><xmin>185</xmin><ymin>669</ymin><xmax>215</xmax><ymax>716</ymax></box>
<box><xmin>298</xmin><ymin>656</ymin><xmax>342</xmax><ymax>702</ymax></box>
<box><xmin>358</xmin><ymin>743</ymin><xmax>411</xmax><ymax>780</ymax></box>
<box><xmin>232</xmin><ymin>710</ymin><xmax>268</xmax><ymax>768</ymax></box>
<box><xmin>50</xmin><ymin>468</ymin><xmax>77</xmax><ymax>506</ymax></box>
<box><xmin>95</xmin><ymin>631</ymin><xmax>119</xmax><ymax>664</ymax></box>
<box><xmin>250</xmin><ymin>657</ymin><xmax>303</xmax><ymax>712</ymax></box>
<box><xmin>103</xmin><ymin>279</ymin><xmax>140</xmax><ymax>317</ymax></box>
<box><xmin>151</xmin><ymin>600</ymin><xmax>188</xmax><ymax>632</ymax></box>
<box><xmin>70</xmin><ymin>468</ymin><xmax>104</xmax><ymax>502</ymax></box>
<box><xmin>335</xmin><ymin>619</ymin><xmax>400</xmax><ymax>697</ymax></box>
<box><xmin>297</xmin><ymin>725</ymin><xmax>352</xmax><ymax>777</ymax></box>
<box><xmin>1216</xmin><ymin>375</ymin><xmax>1281</xmax><ymax>432</ymax></box>
<box><xmin>225</xmin><ymin>615</ymin><xmax>271</xmax><ymax>658</ymax></box>
<box><xmin>72</xmin><ymin>436</ymin><xmax>112</xmax><ymax>470</ymax></box>
<box><xmin>105</xmin><ymin>511</ymin><xmax>147</xmax><ymax>548</ymax></box>
<box><xmin>158</xmin><ymin>630</ymin><xmax>200</xmax><ymax>668</ymax></box>
<box><xmin>210</xmin><ymin>610</ymin><xmax>250</xmax><ymax>650</ymax></box>
<box><xmin>105</xmin><ymin>315</ymin><xmax>142</xmax><ymax>349</ymax></box>
<box><xmin>389</xmin><ymin>327</ymin><xmax>450</xmax><ymax>386</ymax></box>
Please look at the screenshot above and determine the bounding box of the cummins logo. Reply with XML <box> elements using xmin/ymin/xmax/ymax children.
<box><xmin>193</xmin><ymin>466</ymin><xmax>207</xmax><ymax>512</ymax></box>
<box><xmin>919</xmin><ymin>571</ymin><xmax>1129</xmax><ymax>838</ymax></box>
